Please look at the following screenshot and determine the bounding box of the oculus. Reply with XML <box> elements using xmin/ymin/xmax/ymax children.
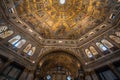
<box><xmin>59</xmin><ymin>0</ymin><xmax>66</xmax><ymax>4</ymax></box>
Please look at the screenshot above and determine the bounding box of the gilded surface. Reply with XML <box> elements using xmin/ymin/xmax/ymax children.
<box><xmin>14</xmin><ymin>0</ymin><xmax>112</xmax><ymax>39</ymax></box>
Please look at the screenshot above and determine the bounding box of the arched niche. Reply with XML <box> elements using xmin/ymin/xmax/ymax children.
<box><xmin>36</xmin><ymin>50</ymin><xmax>83</xmax><ymax>79</ymax></box>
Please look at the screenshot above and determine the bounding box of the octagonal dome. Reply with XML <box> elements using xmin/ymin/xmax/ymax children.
<box><xmin>14</xmin><ymin>0</ymin><xmax>114</xmax><ymax>39</ymax></box>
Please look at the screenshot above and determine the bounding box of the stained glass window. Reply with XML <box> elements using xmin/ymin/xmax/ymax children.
<box><xmin>27</xmin><ymin>47</ymin><xmax>36</xmax><ymax>56</ymax></box>
<box><xmin>90</xmin><ymin>46</ymin><xmax>98</xmax><ymax>55</ymax></box>
<box><xmin>47</xmin><ymin>75</ymin><xmax>51</xmax><ymax>80</ymax></box>
<box><xmin>101</xmin><ymin>39</ymin><xmax>114</xmax><ymax>49</ymax></box>
<box><xmin>23</xmin><ymin>44</ymin><xmax>32</xmax><ymax>53</ymax></box>
<box><xmin>14</xmin><ymin>39</ymin><xmax>26</xmax><ymax>48</ymax></box>
<box><xmin>67</xmin><ymin>76</ymin><xmax>71</xmax><ymax>80</ymax></box>
<box><xmin>85</xmin><ymin>49</ymin><xmax>93</xmax><ymax>58</ymax></box>
<box><xmin>8</xmin><ymin>35</ymin><xmax>21</xmax><ymax>45</ymax></box>
<box><xmin>96</xmin><ymin>42</ymin><xmax>108</xmax><ymax>52</ymax></box>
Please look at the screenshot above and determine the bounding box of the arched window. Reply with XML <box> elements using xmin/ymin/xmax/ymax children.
<box><xmin>115</xmin><ymin>32</ymin><xmax>120</xmax><ymax>37</ymax></box>
<box><xmin>14</xmin><ymin>39</ymin><xmax>26</xmax><ymax>48</ymax></box>
<box><xmin>101</xmin><ymin>39</ymin><xmax>114</xmax><ymax>49</ymax></box>
<box><xmin>8</xmin><ymin>35</ymin><xmax>21</xmax><ymax>45</ymax></box>
<box><xmin>27</xmin><ymin>47</ymin><xmax>36</xmax><ymax>56</ymax></box>
<box><xmin>0</xmin><ymin>30</ymin><xmax>13</xmax><ymax>38</ymax></box>
<box><xmin>109</xmin><ymin>13</ymin><xmax>116</xmax><ymax>19</ymax></box>
<box><xmin>67</xmin><ymin>76</ymin><xmax>71</xmax><ymax>80</ymax></box>
<box><xmin>109</xmin><ymin>35</ymin><xmax>120</xmax><ymax>44</ymax></box>
<box><xmin>46</xmin><ymin>75</ymin><xmax>51</xmax><ymax>80</ymax></box>
<box><xmin>23</xmin><ymin>44</ymin><xmax>32</xmax><ymax>53</ymax></box>
<box><xmin>85</xmin><ymin>49</ymin><xmax>93</xmax><ymax>58</ymax></box>
<box><xmin>89</xmin><ymin>46</ymin><xmax>98</xmax><ymax>55</ymax></box>
<box><xmin>96</xmin><ymin>42</ymin><xmax>108</xmax><ymax>52</ymax></box>
<box><xmin>0</xmin><ymin>26</ymin><xmax>8</xmax><ymax>33</ymax></box>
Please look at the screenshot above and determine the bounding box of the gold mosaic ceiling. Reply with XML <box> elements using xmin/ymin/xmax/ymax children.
<box><xmin>14</xmin><ymin>0</ymin><xmax>113</xmax><ymax>39</ymax></box>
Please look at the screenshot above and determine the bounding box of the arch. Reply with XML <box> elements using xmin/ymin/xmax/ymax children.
<box><xmin>38</xmin><ymin>48</ymin><xmax>81</xmax><ymax>62</ymax></box>
<box><xmin>23</xmin><ymin>44</ymin><xmax>32</xmax><ymax>53</ymax></box>
<box><xmin>85</xmin><ymin>49</ymin><xmax>93</xmax><ymax>58</ymax></box>
<box><xmin>38</xmin><ymin>50</ymin><xmax>82</xmax><ymax>78</ymax></box>
<box><xmin>0</xmin><ymin>30</ymin><xmax>14</xmax><ymax>38</ymax></box>
<box><xmin>14</xmin><ymin>39</ymin><xmax>26</xmax><ymax>48</ymax></box>
<box><xmin>27</xmin><ymin>47</ymin><xmax>36</xmax><ymax>56</ymax></box>
<box><xmin>8</xmin><ymin>35</ymin><xmax>21</xmax><ymax>45</ymax></box>
<box><xmin>96</xmin><ymin>42</ymin><xmax>108</xmax><ymax>52</ymax></box>
<box><xmin>101</xmin><ymin>39</ymin><xmax>114</xmax><ymax>49</ymax></box>
<box><xmin>37</xmin><ymin>48</ymin><xmax>82</xmax><ymax>79</ymax></box>
<box><xmin>109</xmin><ymin>35</ymin><xmax>120</xmax><ymax>44</ymax></box>
<box><xmin>89</xmin><ymin>46</ymin><xmax>98</xmax><ymax>55</ymax></box>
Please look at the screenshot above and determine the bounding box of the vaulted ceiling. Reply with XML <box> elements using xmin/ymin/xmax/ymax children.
<box><xmin>14</xmin><ymin>0</ymin><xmax>114</xmax><ymax>39</ymax></box>
<box><xmin>38</xmin><ymin>51</ymin><xmax>81</xmax><ymax>77</ymax></box>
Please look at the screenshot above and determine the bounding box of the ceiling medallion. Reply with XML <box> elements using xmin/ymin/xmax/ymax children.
<box><xmin>59</xmin><ymin>0</ymin><xmax>66</xmax><ymax>4</ymax></box>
